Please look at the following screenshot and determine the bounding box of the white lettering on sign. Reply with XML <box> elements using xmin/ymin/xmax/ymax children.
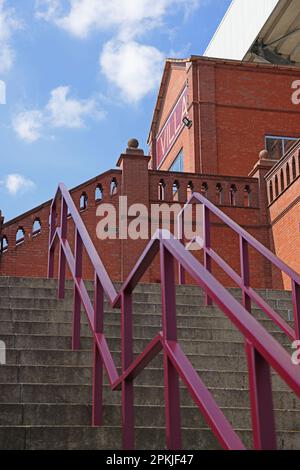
<box><xmin>156</xmin><ymin>87</ymin><xmax>188</xmax><ymax>167</ymax></box>
<box><xmin>291</xmin><ymin>80</ymin><xmax>300</xmax><ymax>105</ymax></box>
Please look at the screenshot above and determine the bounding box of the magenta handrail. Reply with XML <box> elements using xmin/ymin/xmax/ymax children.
<box><xmin>48</xmin><ymin>184</ymin><xmax>300</xmax><ymax>451</ymax></box>
<box><xmin>178</xmin><ymin>192</ymin><xmax>300</xmax><ymax>341</ymax></box>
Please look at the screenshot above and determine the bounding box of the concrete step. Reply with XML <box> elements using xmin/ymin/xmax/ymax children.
<box><xmin>0</xmin><ymin>306</ymin><xmax>295</xmax><ymax>327</ymax></box>
<box><xmin>0</xmin><ymin>382</ymin><xmax>298</xmax><ymax>410</ymax></box>
<box><xmin>0</xmin><ymin>424</ymin><xmax>299</xmax><ymax>450</ymax></box>
<box><xmin>3</xmin><ymin>348</ymin><xmax>249</xmax><ymax>370</ymax></box>
<box><xmin>0</xmin><ymin>293</ymin><xmax>293</xmax><ymax>314</ymax></box>
<box><xmin>0</xmin><ymin>365</ymin><xmax>296</xmax><ymax>392</ymax></box>
<box><xmin>0</xmin><ymin>276</ymin><xmax>293</xmax><ymax>300</ymax></box>
<box><xmin>0</xmin><ymin>306</ymin><xmax>294</xmax><ymax>326</ymax></box>
<box><xmin>0</xmin><ymin>403</ymin><xmax>299</xmax><ymax>430</ymax></box>
<box><xmin>0</xmin><ymin>320</ymin><xmax>292</xmax><ymax>344</ymax></box>
<box><xmin>0</xmin><ymin>333</ymin><xmax>293</xmax><ymax>355</ymax></box>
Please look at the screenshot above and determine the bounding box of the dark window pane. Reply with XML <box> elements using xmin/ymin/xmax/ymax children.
<box><xmin>284</xmin><ymin>138</ymin><xmax>298</xmax><ymax>154</ymax></box>
<box><xmin>266</xmin><ymin>137</ymin><xmax>283</xmax><ymax>160</ymax></box>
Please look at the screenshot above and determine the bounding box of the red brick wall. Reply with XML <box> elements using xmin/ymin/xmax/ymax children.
<box><xmin>0</xmin><ymin>148</ymin><xmax>276</xmax><ymax>289</ymax></box>
<box><xmin>151</xmin><ymin>57</ymin><xmax>300</xmax><ymax>177</ymax></box>
<box><xmin>269</xmin><ymin>177</ymin><xmax>300</xmax><ymax>289</ymax></box>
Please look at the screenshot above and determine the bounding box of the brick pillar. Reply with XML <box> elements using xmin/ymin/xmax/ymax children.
<box><xmin>248</xmin><ymin>150</ymin><xmax>278</xmax><ymax>288</ymax></box>
<box><xmin>188</xmin><ymin>60</ymin><xmax>218</xmax><ymax>174</ymax></box>
<box><xmin>116</xmin><ymin>139</ymin><xmax>151</xmax><ymax>281</ymax></box>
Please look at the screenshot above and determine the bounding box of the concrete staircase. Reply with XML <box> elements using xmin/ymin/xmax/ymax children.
<box><xmin>0</xmin><ymin>276</ymin><xmax>299</xmax><ymax>450</ymax></box>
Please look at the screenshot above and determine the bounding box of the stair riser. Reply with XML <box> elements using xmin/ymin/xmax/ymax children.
<box><xmin>1</xmin><ymin>425</ymin><xmax>300</xmax><ymax>450</ymax></box>
<box><xmin>0</xmin><ymin>335</ymin><xmax>257</xmax><ymax>354</ymax></box>
<box><xmin>0</xmin><ymin>365</ymin><xmax>295</xmax><ymax>392</ymax></box>
<box><xmin>0</xmin><ymin>321</ymin><xmax>291</xmax><ymax>345</ymax></box>
<box><xmin>0</xmin><ymin>383</ymin><xmax>298</xmax><ymax>410</ymax></box>
<box><xmin>0</xmin><ymin>295</ymin><xmax>294</xmax><ymax>313</ymax></box>
<box><xmin>0</xmin><ymin>403</ymin><xmax>298</xmax><ymax>430</ymax></box>
<box><xmin>4</xmin><ymin>349</ymin><xmax>248</xmax><ymax>370</ymax></box>
<box><xmin>0</xmin><ymin>308</ymin><xmax>295</xmax><ymax>329</ymax></box>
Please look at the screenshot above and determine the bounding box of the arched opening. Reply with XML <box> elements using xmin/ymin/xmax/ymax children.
<box><xmin>16</xmin><ymin>227</ymin><xmax>25</xmax><ymax>245</ymax></box>
<box><xmin>269</xmin><ymin>181</ymin><xmax>274</xmax><ymax>203</ymax></box>
<box><xmin>275</xmin><ymin>175</ymin><xmax>279</xmax><ymax>197</ymax></box>
<box><xmin>0</xmin><ymin>236</ymin><xmax>8</xmax><ymax>253</ymax></box>
<box><xmin>286</xmin><ymin>163</ymin><xmax>291</xmax><ymax>186</ymax></box>
<box><xmin>187</xmin><ymin>181</ymin><xmax>193</xmax><ymax>201</ymax></box>
<box><xmin>292</xmin><ymin>157</ymin><xmax>296</xmax><ymax>180</ymax></box>
<box><xmin>32</xmin><ymin>218</ymin><xmax>41</xmax><ymax>236</ymax></box>
<box><xmin>229</xmin><ymin>184</ymin><xmax>237</xmax><ymax>206</ymax></box>
<box><xmin>216</xmin><ymin>183</ymin><xmax>223</xmax><ymax>205</ymax></box>
<box><xmin>110</xmin><ymin>178</ymin><xmax>118</xmax><ymax>196</ymax></box>
<box><xmin>80</xmin><ymin>192</ymin><xmax>88</xmax><ymax>211</ymax></box>
<box><xmin>280</xmin><ymin>169</ymin><xmax>284</xmax><ymax>192</ymax></box>
<box><xmin>201</xmin><ymin>182</ymin><xmax>208</xmax><ymax>197</ymax></box>
<box><xmin>95</xmin><ymin>184</ymin><xmax>103</xmax><ymax>202</ymax></box>
<box><xmin>244</xmin><ymin>185</ymin><xmax>252</xmax><ymax>207</ymax></box>
<box><xmin>172</xmin><ymin>180</ymin><xmax>180</xmax><ymax>201</ymax></box>
<box><xmin>158</xmin><ymin>179</ymin><xmax>165</xmax><ymax>201</ymax></box>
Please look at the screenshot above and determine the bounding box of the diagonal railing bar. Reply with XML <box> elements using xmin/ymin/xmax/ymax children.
<box><xmin>112</xmin><ymin>334</ymin><xmax>163</xmax><ymax>391</ymax></box>
<box><xmin>164</xmin><ymin>339</ymin><xmax>245</xmax><ymax>450</ymax></box>
<box><xmin>186</xmin><ymin>236</ymin><xmax>295</xmax><ymax>341</ymax></box>
<box><xmin>48</xmin><ymin>184</ymin><xmax>300</xmax><ymax>451</ymax></box>
<box><xmin>178</xmin><ymin>192</ymin><xmax>300</xmax><ymax>341</ymax></box>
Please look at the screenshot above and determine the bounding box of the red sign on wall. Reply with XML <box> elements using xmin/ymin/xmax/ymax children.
<box><xmin>156</xmin><ymin>87</ymin><xmax>188</xmax><ymax>168</ymax></box>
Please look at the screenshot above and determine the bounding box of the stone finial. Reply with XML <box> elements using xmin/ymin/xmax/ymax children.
<box><xmin>259</xmin><ymin>149</ymin><xmax>269</xmax><ymax>160</ymax></box>
<box><xmin>128</xmin><ymin>138</ymin><xmax>139</xmax><ymax>149</ymax></box>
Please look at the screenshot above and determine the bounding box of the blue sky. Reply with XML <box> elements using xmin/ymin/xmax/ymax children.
<box><xmin>0</xmin><ymin>0</ymin><xmax>231</xmax><ymax>221</ymax></box>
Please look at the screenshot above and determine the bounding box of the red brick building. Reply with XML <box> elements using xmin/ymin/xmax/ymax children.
<box><xmin>0</xmin><ymin>57</ymin><xmax>299</xmax><ymax>289</ymax></box>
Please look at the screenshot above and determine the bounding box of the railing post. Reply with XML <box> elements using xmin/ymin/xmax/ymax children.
<box><xmin>245</xmin><ymin>341</ymin><xmax>277</xmax><ymax>450</ymax></box>
<box><xmin>48</xmin><ymin>204</ymin><xmax>57</xmax><ymax>278</ymax></box>
<box><xmin>292</xmin><ymin>280</ymin><xmax>300</xmax><ymax>340</ymax></box>
<box><xmin>160</xmin><ymin>244</ymin><xmax>182</xmax><ymax>450</ymax></box>
<box><xmin>72</xmin><ymin>228</ymin><xmax>82</xmax><ymax>350</ymax></box>
<box><xmin>92</xmin><ymin>273</ymin><xmax>104</xmax><ymax>426</ymax></box>
<box><xmin>121</xmin><ymin>290</ymin><xmax>134</xmax><ymax>449</ymax></box>
<box><xmin>178</xmin><ymin>211</ymin><xmax>186</xmax><ymax>285</ymax></box>
<box><xmin>58</xmin><ymin>198</ymin><xmax>68</xmax><ymax>299</ymax></box>
<box><xmin>203</xmin><ymin>206</ymin><xmax>212</xmax><ymax>306</ymax></box>
<box><xmin>240</xmin><ymin>237</ymin><xmax>251</xmax><ymax>313</ymax></box>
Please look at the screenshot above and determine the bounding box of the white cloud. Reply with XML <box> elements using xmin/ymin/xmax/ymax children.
<box><xmin>2</xmin><ymin>174</ymin><xmax>35</xmax><ymax>195</ymax></box>
<box><xmin>35</xmin><ymin>0</ymin><xmax>200</xmax><ymax>40</ymax></box>
<box><xmin>35</xmin><ymin>0</ymin><xmax>201</xmax><ymax>102</ymax></box>
<box><xmin>46</xmin><ymin>86</ymin><xmax>104</xmax><ymax>128</ymax></box>
<box><xmin>100</xmin><ymin>40</ymin><xmax>164</xmax><ymax>103</ymax></box>
<box><xmin>0</xmin><ymin>0</ymin><xmax>21</xmax><ymax>73</ymax></box>
<box><xmin>12</xmin><ymin>110</ymin><xmax>44</xmax><ymax>143</ymax></box>
<box><xmin>12</xmin><ymin>86</ymin><xmax>104</xmax><ymax>142</ymax></box>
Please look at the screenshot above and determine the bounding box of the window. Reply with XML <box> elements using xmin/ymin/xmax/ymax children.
<box><xmin>187</xmin><ymin>181</ymin><xmax>193</xmax><ymax>201</ymax></box>
<box><xmin>229</xmin><ymin>185</ymin><xmax>237</xmax><ymax>206</ymax></box>
<box><xmin>265</xmin><ymin>136</ymin><xmax>298</xmax><ymax>160</ymax></box>
<box><xmin>0</xmin><ymin>236</ymin><xmax>8</xmax><ymax>253</ymax></box>
<box><xmin>110</xmin><ymin>178</ymin><xmax>118</xmax><ymax>196</ymax></box>
<box><xmin>32</xmin><ymin>218</ymin><xmax>41</xmax><ymax>236</ymax></box>
<box><xmin>169</xmin><ymin>150</ymin><xmax>184</xmax><ymax>172</ymax></box>
<box><xmin>95</xmin><ymin>184</ymin><xmax>103</xmax><ymax>202</ymax></box>
<box><xmin>158</xmin><ymin>180</ymin><xmax>165</xmax><ymax>201</ymax></box>
<box><xmin>16</xmin><ymin>228</ymin><xmax>25</xmax><ymax>245</ymax></box>
<box><xmin>172</xmin><ymin>181</ymin><xmax>180</xmax><ymax>201</ymax></box>
<box><xmin>80</xmin><ymin>192</ymin><xmax>88</xmax><ymax>211</ymax></box>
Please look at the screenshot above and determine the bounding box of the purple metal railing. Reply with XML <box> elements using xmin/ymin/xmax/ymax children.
<box><xmin>48</xmin><ymin>184</ymin><xmax>300</xmax><ymax>451</ymax></box>
<box><xmin>178</xmin><ymin>192</ymin><xmax>300</xmax><ymax>449</ymax></box>
<box><xmin>178</xmin><ymin>192</ymin><xmax>300</xmax><ymax>341</ymax></box>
